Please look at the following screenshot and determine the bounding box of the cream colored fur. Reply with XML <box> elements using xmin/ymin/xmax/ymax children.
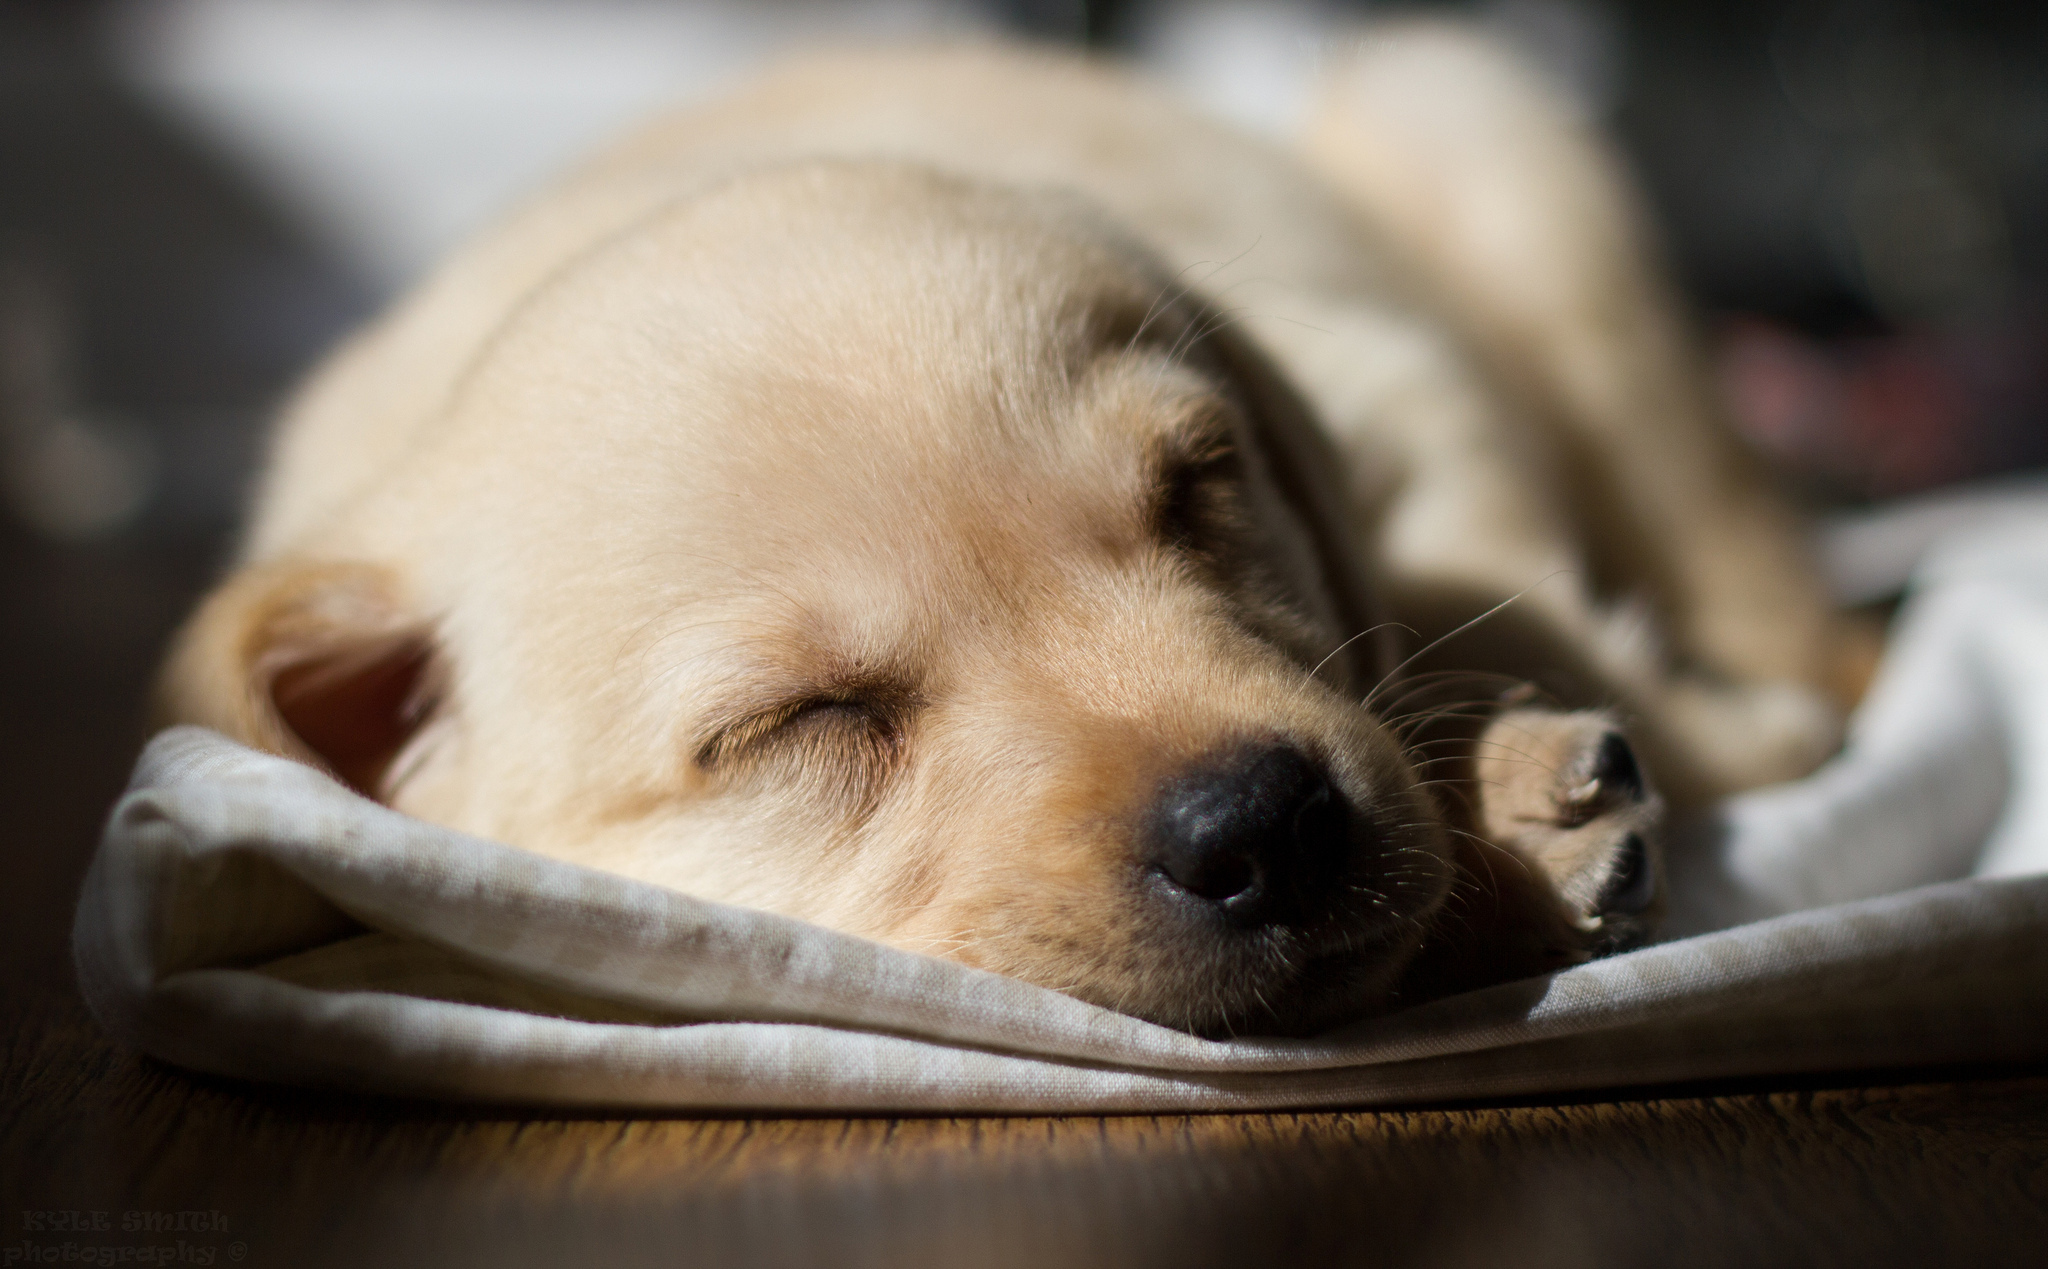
<box><xmin>157</xmin><ymin>30</ymin><xmax>1845</xmax><ymax>1034</ymax></box>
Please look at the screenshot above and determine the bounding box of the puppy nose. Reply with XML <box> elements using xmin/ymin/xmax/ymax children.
<box><xmin>1147</xmin><ymin>744</ymin><xmax>1348</xmax><ymax>924</ymax></box>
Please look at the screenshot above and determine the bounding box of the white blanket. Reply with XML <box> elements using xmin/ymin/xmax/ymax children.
<box><xmin>72</xmin><ymin>522</ymin><xmax>2048</xmax><ymax>1111</ymax></box>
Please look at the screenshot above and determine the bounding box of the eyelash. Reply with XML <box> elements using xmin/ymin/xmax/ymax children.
<box><xmin>780</xmin><ymin>697</ymin><xmax>891</xmax><ymax>742</ymax></box>
<box><xmin>699</xmin><ymin>694</ymin><xmax>906</xmax><ymax>784</ymax></box>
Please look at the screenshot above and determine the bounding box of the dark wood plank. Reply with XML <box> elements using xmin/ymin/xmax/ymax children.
<box><xmin>10</xmin><ymin>966</ymin><xmax>2048</xmax><ymax>1266</ymax></box>
<box><xmin>5</xmin><ymin>528</ymin><xmax>2047</xmax><ymax>1269</ymax></box>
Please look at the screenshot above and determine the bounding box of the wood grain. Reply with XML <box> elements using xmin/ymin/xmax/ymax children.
<box><xmin>5</xmin><ymin>532</ymin><xmax>2047</xmax><ymax>1269</ymax></box>
<box><xmin>8</xmin><ymin>988</ymin><xmax>2048</xmax><ymax>1268</ymax></box>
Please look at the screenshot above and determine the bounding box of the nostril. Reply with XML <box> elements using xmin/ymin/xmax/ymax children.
<box><xmin>1148</xmin><ymin>744</ymin><xmax>1346</xmax><ymax>919</ymax></box>
<box><xmin>1159</xmin><ymin>841</ymin><xmax>1257</xmax><ymax>902</ymax></box>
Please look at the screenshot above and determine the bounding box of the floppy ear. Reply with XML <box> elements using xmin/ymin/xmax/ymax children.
<box><xmin>155</xmin><ymin>560</ymin><xmax>441</xmax><ymax>800</ymax></box>
<box><xmin>1196</xmin><ymin>312</ymin><xmax>1400</xmax><ymax>694</ymax></box>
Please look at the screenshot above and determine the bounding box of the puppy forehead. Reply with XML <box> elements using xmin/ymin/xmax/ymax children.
<box><xmin>478</xmin><ymin>164</ymin><xmax>1191</xmax><ymax>416</ymax></box>
<box><xmin>622</xmin><ymin>181</ymin><xmax>1213</xmax><ymax>481</ymax></box>
<box><xmin>667</xmin><ymin>385</ymin><xmax>1198</xmax><ymax>679</ymax></box>
<box><xmin>437</xmin><ymin>162</ymin><xmax>1246</xmax><ymax>676</ymax></box>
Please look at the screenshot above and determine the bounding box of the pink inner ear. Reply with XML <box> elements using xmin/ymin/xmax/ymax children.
<box><xmin>269</xmin><ymin>636</ymin><xmax>435</xmax><ymax>799</ymax></box>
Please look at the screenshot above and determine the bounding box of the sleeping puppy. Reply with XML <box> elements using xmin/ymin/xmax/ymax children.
<box><xmin>157</xmin><ymin>30</ymin><xmax>1846</xmax><ymax>1035</ymax></box>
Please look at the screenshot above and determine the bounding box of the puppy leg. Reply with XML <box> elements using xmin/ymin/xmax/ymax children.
<box><xmin>1248</xmin><ymin>297</ymin><xmax>1755</xmax><ymax>806</ymax></box>
<box><xmin>1298</xmin><ymin>20</ymin><xmax>1846</xmax><ymax>788</ymax></box>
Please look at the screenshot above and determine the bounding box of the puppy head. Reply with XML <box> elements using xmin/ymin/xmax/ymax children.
<box><xmin>165</xmin><ymin>162</ymin><xmax>1483</xmax><ymax>1034</ymax></box>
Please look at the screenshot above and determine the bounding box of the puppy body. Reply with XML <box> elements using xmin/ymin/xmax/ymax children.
<box><xmin>162</xmin><ymin>34</ymin><xmax>1842</xmax><ymax>1033</ymax></box>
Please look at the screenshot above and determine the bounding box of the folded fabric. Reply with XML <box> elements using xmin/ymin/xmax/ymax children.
<box><xmin>72</xmin><ymin>521</ymin><xmax>2048</xmax><ymax>1112</ymax></box>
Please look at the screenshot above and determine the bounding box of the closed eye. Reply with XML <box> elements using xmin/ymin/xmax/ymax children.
<box><xmin>773</xmin><ymin>697</ymin><xmax>898</xmax><ymax>750</ymax></box>
<box><xmin>695</xmin><ymin>689</ymin><xmax>911</xmax><ymax>791</ymax></box>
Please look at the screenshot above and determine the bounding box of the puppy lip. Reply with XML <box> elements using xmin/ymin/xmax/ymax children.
<box><xmin>1178</xmin><ymin>925</ymin><xmax>1428</xmax><ymax>1037</ymax></box>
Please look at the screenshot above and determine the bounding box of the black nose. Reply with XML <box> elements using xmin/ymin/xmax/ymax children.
<box><xmin>1147</xmin><ymin>744</ymin><xmax>1350</xmax><ymax>925</ymax></box>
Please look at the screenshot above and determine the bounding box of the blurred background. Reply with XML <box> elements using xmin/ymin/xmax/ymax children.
<box><xmin>4</xmin><ymin>0</ymin><xmax>2047</xmax><ymax>988</ymax></box>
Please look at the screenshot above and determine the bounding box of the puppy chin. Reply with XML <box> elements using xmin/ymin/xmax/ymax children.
<box><xmin>1145</xmin><ymin>894</ymin><xmax>1446</xmax><ymax>1038</ymax></box>
<box><xmin>1177</xmin><ymin>929</ymin><xmax>1436</xmax><ymax>1040</ymax></box>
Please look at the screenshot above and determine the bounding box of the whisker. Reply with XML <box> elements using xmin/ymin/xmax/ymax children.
<box><xmin>1126</xmin><ymin>237</ymin><xmax>1264</xmax><ymax>356</ymax></box>
<box><xmin>1164</xmin><ymin>303</ymin><xmax>1254</xmax><ymax>371</ymax></box>
<box><xmin>1360</xmin><ymin>572</ymin><xmax>1577</xmax><ymax>714</ymax></box>
<box><xmin>1309</xmin><ymin>621</ymin><xmax>1418</xmax><ymax>684</ymax></box>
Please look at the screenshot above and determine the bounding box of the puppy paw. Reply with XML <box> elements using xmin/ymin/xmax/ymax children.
<box><xmin>1471</xmin><ymin>706</ymin><xmax>1666</xmax><ymax>947</ymax></box>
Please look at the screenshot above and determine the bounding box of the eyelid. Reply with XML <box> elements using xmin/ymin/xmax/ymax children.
<box><xmin>695</xmin><ymin>688</ymin><xmax>909</xmax><ymax>772</ymax></box>
<box><xmin>697</xmin><ymin>697</ymin><xmax>843</xmax><ymax>768</ymax></box>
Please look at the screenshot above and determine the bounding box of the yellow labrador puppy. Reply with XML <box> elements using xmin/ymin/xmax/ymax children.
<box><xmin>158</xmin><ymin>29</ymin><xmax>1845</xmax><ymax>1035</ymax></box>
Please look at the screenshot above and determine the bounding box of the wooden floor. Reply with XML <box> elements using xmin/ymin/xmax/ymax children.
<box><xmin>5</xmin><ymin>531</ymin><xmax>2048</xmax><ymax>1269</ymax></box>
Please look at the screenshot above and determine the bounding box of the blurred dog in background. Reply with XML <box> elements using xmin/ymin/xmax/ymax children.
<box><xmin>157</xmin><ymin>27</ymin><xmax>1849</xmax><ymax>1034</ymax></box>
